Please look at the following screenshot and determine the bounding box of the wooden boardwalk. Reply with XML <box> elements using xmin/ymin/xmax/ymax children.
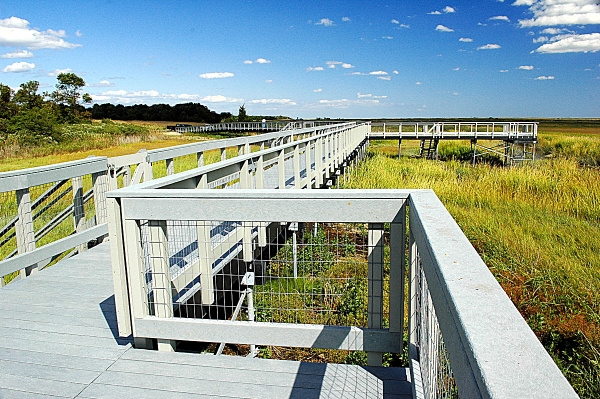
<box><xmin>0</xmin><ymin>243</ymin><xmax>412</xmax><ymax>398</ymax></box>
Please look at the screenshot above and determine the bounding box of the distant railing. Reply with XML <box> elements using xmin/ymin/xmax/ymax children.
<box><xmin>107</xmin><ymin>187</ymin><xmax>577</xmax><ymax>398</ymax></box>
<box><xmin>369</xmin><ymin>121</ymin><xmax>538</xmax><ymax>141</ymax></box>
<box><xmin>0</xmin><ymin>122</ymin><xmax>365</xmax><ymax>286</ymax></box>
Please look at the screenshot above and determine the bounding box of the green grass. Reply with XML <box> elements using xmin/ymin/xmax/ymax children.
<box><xmin>343</xmin><ymin>136</ymin><xmax>600</xmax><ymax>398</ymax></box>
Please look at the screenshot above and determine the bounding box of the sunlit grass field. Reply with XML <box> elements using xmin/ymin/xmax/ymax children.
<box><xmin>341</xmin><ymin>124</ymin><xmax>600</xmax><ymax>398</ymax></box>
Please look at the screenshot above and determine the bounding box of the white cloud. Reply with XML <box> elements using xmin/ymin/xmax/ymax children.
<box><xmin>326</xmin><ymin>61</ymin><xmax>354</xmax><ymax>69</ymax></box>
<box><xmin>477</xmin><ymin>43</ymin><xmax>502</xmax><ymax>50</ymax></box>
<box><xmin>500</xmin><ymin>69</ymin><xmax>509</xmax><ymax>72</ymax></box>
<box><xmin>342</xmin><ymin>63</ymin><xmax>354</xmax><ymax>69</ymax></box>
<box><xmin>250</xmin><ymin>98</ymin><xmax>297</xmax><ymax>105</ymax></box>
<box><xmin>453</xmin><ymin>67</ymin><xmax>461</xmax><ymax>71</ymax></box>
<box><xmin>2</xmin><ymin>61</ymin><xmax>35</xmax><ymax>72</ymax></box>
<box><xmin>377</xmin><ymin>76</ymin><xmax>391</xmax><ymax>81</ymax></box>
<box><xmin>47</xmin><ymin>68</ymin><xmax>72</xmax><ymax>76</ymax></box>
<box><xmin>382</xmin><ymin>36</ymin><xmax>393</xmax><ymax>39</ymax></box>
<box><xmin>398</xmin><ymin>24</ymin><xmax>410</xmax><ymax>29</ymax></box>
<box><xmin>87</xmin><ymin>79</ymin><xmax>114</xmax><ymax>87</ymax></box>
<box><xmin>307</xmin><ymin>66</ymin><xmax>324</xmax><ymax>71</ymax></box>
<box><xmin>313</xmin><ymin>88</ymin><xmax>322</xmax><ymax>92</ymax></box>
<box><xmin>243</xmin><ymin>60</ymin><xmax>253</xmax><ymax>64</ymax></box>
<box><xmin>393</xmin><ymin>70</ymin><xmax>399</xmax><ymax>74</ymax></box>
<box><xmin>315</xmin><ymin>18</ymin><xmax>334</xmax><ymax>26</ymax></box>
<box><xmin>369</xmin><ymin>70</ymin><xmax>388</xmax><ymax>75</ymax></box>
<box><xmin>429</xmin><ymin>6</ymin><xmax>455</xmax><ymax>15</ymax></box>
<box><xmin>350</xmin><ymin>72</ymin><xmax>364</xmax><ymax>75</ymax></box>
<box><xmin>515</xmin><ymin>0</ymin><xmax>600</xmax><ymax>27</ymax></box>
<box><xmin>533</xmin><ymin>36</ymin><xmax>549</xmax><ymax>43</ymax></box>
<box><xmin>265</xmin><ymin>79</ymin><xmax>273</xmax><ymax>83</ymax></box>
<box><xmin>535</xmin><ymin>33</ymin><xmax>600</xmax><ymax>53</ymax></box>
<box><xmin>391</xmin><ymin>19</ymin><xmax>400</xmax><ymax>24</ymax></box>
<box><xmin>342</xmin><ymin>17</ymin><xmax>351</xmax><ymax>22</ymax></box>
<box><xmin>358</xmin><ymin>93</ymin><xmax>372</xmax><ymax>98</ymax></box>
<box><xmin>75</xmin><ymin>30</ymin><xmax>83</xmax><ymax>37</ymax></box>
<box><xmin>541</xmin><ymin>28</ymin><xmax>572</xmax><ymax>35</ymax></box>
<box><xmin>201</xmin><ymin>95</ymin><xmax>243</xmax><ymax>103</ymax></box>
<box><xmin>0</xmin><ymin>17</ymin><xmax>80</xmax><ymax>50</ymax></box>
<box><xmin>519</xmin><ymin>65</ymin><xmax>535</xmax><ymax>70</ymax></box>
<box><xmin>1</xmin><ymin>49</ymin><xmax>33</xmax><ymax>58</ymax></box>
<box><xmin>459</xmin><ymin>37</ymin><xmax>473</xmax><ymax>42</ymax></box>
<box><xmin>490</xmin><ymin>15</ymin><xmax>510</xmax><ymax>22</ymax></box>
<box><xmin>436</xmin><ymin>25</ymin><xmax>454</xmax><ymax>32</ymax></box>
<box><xmin>535</xmin><ymin>75</ymin><xmax>555</xmax><ymax>80</ymax></box>
<box><xmin>199</xmin><ymin>72</ymin><xmax>234</xmax><ymax>79</ymax></box>
<box><xmin>416</xmin><ymin>81</ymin><xmax>422</xmax><ymax>85</ymax></box>
<box><xmin>256</xmin><ymin>58</ymin><xmax>270</xmax><ymax>64</ymax></box>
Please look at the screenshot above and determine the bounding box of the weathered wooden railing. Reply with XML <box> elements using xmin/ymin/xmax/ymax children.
<box><xmin>106</xmin><ymin>187</ymin><xmax>577</xmax><ymax>398</ymax></box>
<box><xmin>0</xmin><ymin>122</ymin><xmax>366</xmax><ymax>285</ymax></box>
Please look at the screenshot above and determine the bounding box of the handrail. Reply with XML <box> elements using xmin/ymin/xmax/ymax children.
<box><xmin>107</xmin><ymin>188</ymin><xmax>577</xmax><ymax>398</ymax></box>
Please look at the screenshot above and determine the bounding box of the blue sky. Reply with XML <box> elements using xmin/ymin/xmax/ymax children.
<box><xmin>0</xmin><ymin>0</ymin><xmax>599</xmax><ymax>118</ymax></box>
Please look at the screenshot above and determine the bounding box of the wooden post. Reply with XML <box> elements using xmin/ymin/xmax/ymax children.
<box><xmin>408</xmin><ymin>229</ymin><xmax>419</xmax><ymax>363</ymax></box>
<box><xmin>304</xmin><ymin>141</ymin><xmax>312</xmax><ymax>189</ymax></box>
<box><xmin>166</xmin><ymin>158</ymin><xmax>174</xmax><ymax>176</ymax></box>
<box><xmin>148</xmin><ymin>220</ymin><xmax>175</xmax><ymax>352</ymax></box>
<box><xmin>72</xmin><ymin>176</ymin><xmax>86</xmax><ymax>254</ymax></box>
<box><xmin>293</xmin><ymin>145</ymin><xmax>301</xmax><ymax>189</ymax></box>
<box><xmin>367</xmin><ymin>223</ymin><xmax>384</xmax><ymax>366</ymax></box>
<box><xmin>278</xmin><ymin>149</ymin><xmax>285</xmax><ymax>189</ymax></box>
<box><xmin>107</xmin><ymin>197</ymin><xmax>132</xmax><ymax>337</ymax></box>
<box><xmin>15</xmin><ymin>188</ymin><xmax>37</xmax><ymax>278</ymax></box>
<box><xmin>389</xmin><ymin>205</ymin><xmax>406</xmax><ymax>350</ymax></box>
<box><xmin>197</xmin><ymin>151</ymin><xmax>204</xmax><ymax>168</ymax></box>
<box><xmin>221</xmin><ymin>147</ymin><xmax>227</xmax><ymax>162</ymax></box>
<box><xmin>122</xmin><ymin>218</ymin><xmax>152</xmax><ymax>349</ymax></box>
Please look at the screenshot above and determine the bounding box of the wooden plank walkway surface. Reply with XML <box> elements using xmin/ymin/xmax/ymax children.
<box><xmin>0</xmin><ymin>243</ymin><xmax>412</xmax><ymax>398</ymax></box>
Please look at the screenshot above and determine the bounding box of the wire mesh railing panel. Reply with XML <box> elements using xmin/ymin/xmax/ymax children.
<box><xmin>412</xmin><ymin>249</ymin><xmax>459</xmax><ymax>399</ymax></box>
<box><xmin>136</xmin><ymin>220</ymin><xmax>391</xmax><ymax>330</ymax></box>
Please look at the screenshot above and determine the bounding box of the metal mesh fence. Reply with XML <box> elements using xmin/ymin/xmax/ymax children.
<box><xmin>138</xmin><ymin>220</ymin><xmax>390</xmax><ymax>330</ymax></box>
<box><xmin>413</xmin><ymin>249</ymin><xmax>459</xmax><ymax>399</ymax></box>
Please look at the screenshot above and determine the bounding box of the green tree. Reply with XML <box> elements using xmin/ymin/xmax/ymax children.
<box><xmin>13</xmin><ymin>81</ymin><xmax>44</xmax><ymax>110</ymax></box>
<box><xmin>51</xmin><ymin>72</ymin><xmax>92</xmax><ymax>122</ymax></box>
<box><xmin>6</xmin><ymin>106</ymin><xmax>60</xmax><ymax>145</ymax></box>
<box><xmin>238</xmin><ymin>103</ymin><xmax>248</xmax><ymax>122</ymax></box>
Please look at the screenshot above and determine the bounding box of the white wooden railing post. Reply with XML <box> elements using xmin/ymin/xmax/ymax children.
<box><xmin>197</xmin><ymin>151</ymin><xmax>204</xmax><ymax>168</ymax></box>
<box><xmin>367</xmin><ymin>222</ymin><xmax>384</xmax><ymax>366</ymax></box>
<box><xmin>15</xmin><ymin>188</ymin><xmax>37</xmax><ymax>278</ymax></box>
<box><xmin>72</xmin><ymin>176</ymin><xmax>86</xmax><ymax>254</ymax></box>
<box><xmin>293</xmin><ymin>144</ymin><xmax>301</xmax><ymax>188</ymax></box>
<box><xmin>278</xmin><ymin>149</ymin><xmax>285</xmax><ymax>189</ymax></box>
<box><xmin>148</xmin><ymin>220</ymin><xmax>175</xmax><ymax>352</ymax></box>
<box><xmin>166</xmin><ymin>158</ymin><xmax>174</xmax><ymax>176</ymax></box>
<box><xmin>305</xmin><ymin>141</ymin><xmax>312</xmax><ymax>189</ymax></box>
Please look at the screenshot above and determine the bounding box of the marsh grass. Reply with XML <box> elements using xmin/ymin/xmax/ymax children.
<box><xmin>344</xmin><ymin>137</ymin><xmax>600</xmax><ymax>397</ymax></box>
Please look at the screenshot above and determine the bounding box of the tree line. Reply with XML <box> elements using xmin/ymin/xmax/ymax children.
<box><xmin>90</xmin><ymin>102</ymin><xmax>231</xmax><ymax>123</ymax></box>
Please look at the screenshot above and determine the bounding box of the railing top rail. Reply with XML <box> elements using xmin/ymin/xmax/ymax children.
<box><xmin>108</xmin><ymin>189</ymin><xmax>412</xmax><ymax>222</ymax></box>
<box><xmin>0</xmin><ymin>156</ymin><xmax>108</xmax><ymax>193</ymax></box>
<box><xmin>408</xmin><ymin>190</ymin><xmax>577</xmax><ymax>398</ymax></box>
<box><xmin>111</xmin><ymin>122</ymin><xmax>367</xmax><ymax>191</ymax></box>
<box><xmin>148</xmin><ymin>122</ymin><xmax>357</xmax><ymax>163</ymax></box>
